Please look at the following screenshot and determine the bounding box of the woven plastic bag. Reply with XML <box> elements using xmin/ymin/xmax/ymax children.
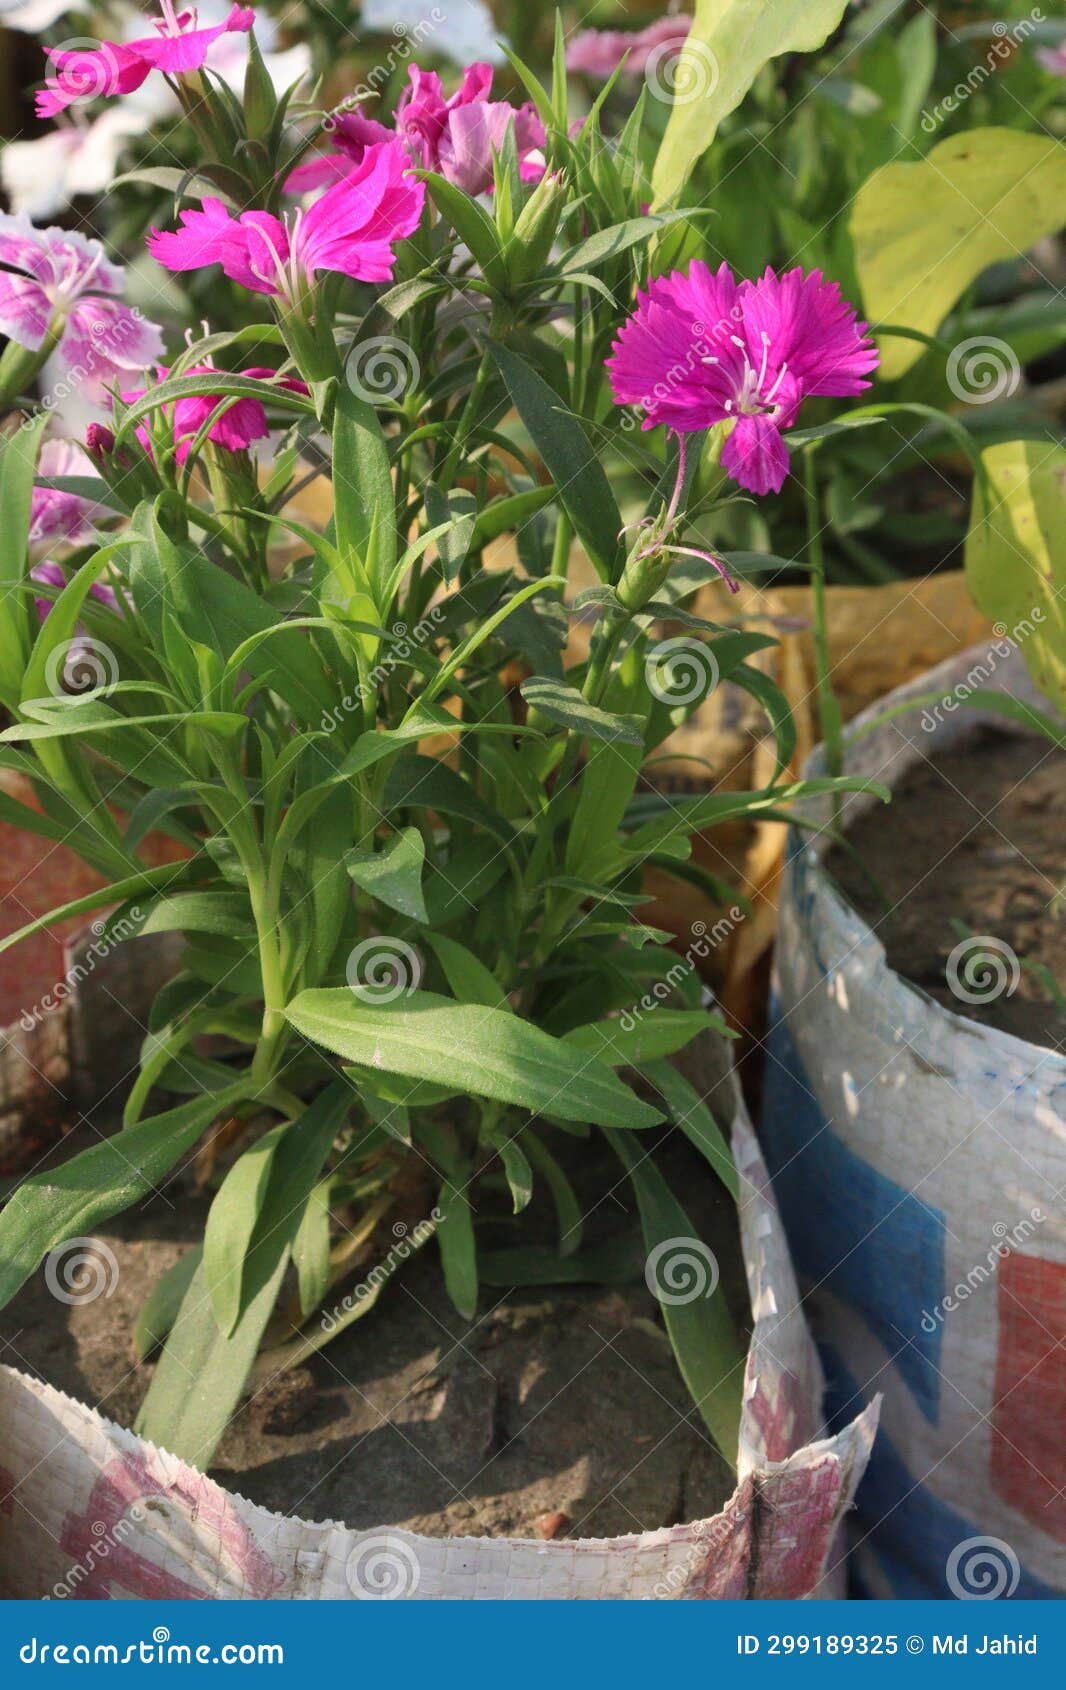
<box><xmin>764</xmin><ymin>643</ymin><xmax>1065</xmax><ymax>1599</ymax></box>
<box><xmin>0</xmin><ymin>999</ymin><xmax>876</xmax><ymax>1600</ymax></box>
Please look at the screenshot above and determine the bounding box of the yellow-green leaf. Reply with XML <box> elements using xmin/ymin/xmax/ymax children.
<box><xmin>965</xmin><ymin>440</ymin><xmax>1066</xmax><ymax>714</ymax></box>
<box><xmin>652</xmin><ymin>0</ymin><xmax>851</xmax><ymax>205</ymax></box>
<box><xmin>852</xmin><ymin>130</ymin><xmax>1066</xmax><ymax>379</ymax></box>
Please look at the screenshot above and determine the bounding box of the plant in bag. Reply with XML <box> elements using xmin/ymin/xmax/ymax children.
<box><xmin>0</xmin><ymin>13</ymin><xmax>884</xmax><ymax>1474</ymax></box>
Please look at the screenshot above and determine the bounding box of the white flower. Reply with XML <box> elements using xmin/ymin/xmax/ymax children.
<box><xmin>362</xmin><ymin>0</ymin><xmax>506</xmax><ymax>67</ymax></box>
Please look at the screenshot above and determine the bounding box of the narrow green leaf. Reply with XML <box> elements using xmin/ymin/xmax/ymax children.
<box><xmin>285</xmin><ymin>989</ymin><xmax>664</xmax><ymax>1130</ymax></box>
<box><xmin>0</xmin><ymin>1087</ymin><xmax>243</xmax><ymax>1311</ymax></box>
<box><xmin>608</xmin><ymin>1130</ymin><xmax>745</xmax><ymax>1463</ymax></box>
<box><xmin>521</xmin><ymin>676</ymin><xmax>643</xmax><ymax>744</ymax></box>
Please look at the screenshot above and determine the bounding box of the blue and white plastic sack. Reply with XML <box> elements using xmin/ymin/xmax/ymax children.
<box><xmin>763</xmin><ymin>644</ymin><xmax>1066</xmax><ymax>1599</ymax></box>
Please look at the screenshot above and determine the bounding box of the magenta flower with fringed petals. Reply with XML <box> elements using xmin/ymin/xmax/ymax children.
<box><xmin>287</xmin><ymin>62</ymin><xmax>545</xmax><ymax>199</ymax></box>
<box><xmin>148</xmin><ymin>140</ymin><xmax>424</xmax><ymax>299</ymax></box>
<box><xmin>36</xmin><ymin>3</ymin><xmax>254</xmax><ymax>119</ymax></box>
<box><xmin>0</xmin><ymin>213</ymin><xmax>164</xmax><ymax>399</ymax></box>
<box><xmin>607</xmin><ymin>261</ymin><xmax>878</xmax><ymax>495</ymax></box>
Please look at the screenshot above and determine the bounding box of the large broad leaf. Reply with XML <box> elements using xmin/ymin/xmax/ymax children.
<box><xmin>284</xmin><ymin>989</ymin><xmax>663</xmax><ymax>1130</ymax></box>
<box><xmin>852</xmin><ymin>130</ymin><xmax>1066</xmax><ymax>379</ymax></box>
<box><xmin>652</xmin><ymin>0</ymin><xmax>851</xmax><ymax>203</ymax></box>
<box><xmin>487</xmin><ymin>340</ymin><xmax>623</xmax><ymax>583</ymax></box>
<box><xmin>965</xmin><ymin>440</ymin><xmax>1066</xmax><ymax>715</ymax></box>
<box><xmin>0</xmin><ymin>1087</ymin><xmax>243</xmax><ymax>1310</ymax></box>
<box><xmin>607</xmin><ymin>1129</ymin><xmax>745</xmax><ymax>1462</ymax></box>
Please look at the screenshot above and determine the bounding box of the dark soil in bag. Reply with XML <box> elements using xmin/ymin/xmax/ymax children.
<box><xmin>1</xmin><ymin>1128</ymin><xmax>744</xmax><ymax>1541</ymax></box>
<box><xmin>826</xmin><ymin>727</ymin><xmax>1066</xmax><ymax>1049</ymax></box>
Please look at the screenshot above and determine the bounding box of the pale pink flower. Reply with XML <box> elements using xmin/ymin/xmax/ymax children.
<box><xmin>0</xmin><ymin>213</ymin><xmax>164</xmax><ymax>401</ymax></box>
<box><xmin>567</xmin><ymin>15</ymin><xmax>693</xmax><ymax>78</ymax></box>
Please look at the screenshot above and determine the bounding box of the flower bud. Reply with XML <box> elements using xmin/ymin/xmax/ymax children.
<box><xmin>505</xmin><ymin>172</ymin><xmax>568</xmax><ymax>288</ymax></box>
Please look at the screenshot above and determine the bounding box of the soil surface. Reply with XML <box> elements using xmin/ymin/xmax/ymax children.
<box><xmin>1</xmin><ymin>1130</ymin><xmax>742</xmax><ymax>1541</ymax></box>
<box><xmin>826</xmin><ymin>728</ymin><xmax>1066</xmax><ymax>1048</ymax></box>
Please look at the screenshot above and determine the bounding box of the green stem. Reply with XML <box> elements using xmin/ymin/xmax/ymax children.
<box><xmin>437</xmin><ymin>346</ymin><xmax>493</xmax><ymax>491</ymax></box>
<box><xmin>803</xmin><ymin>450</ymin><xmax>844</xmax><ymax>827</ymax></box>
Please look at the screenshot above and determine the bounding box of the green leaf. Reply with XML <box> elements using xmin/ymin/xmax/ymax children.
<box><xmin>421</xmin><ymin>172</ymin><xmax>505</xmax><ymax>282</ymax></box>
<box><xmin>423</xmin><ymin>483</ymin><xmax>476</xmax><ymax>583</ymax></box>
<box><xmin>333</xmin><ymin>383</ymin><xmax>395</xmax><ymax>606</ymax></box>
<box><xmin>134</xmin><ymin>1252</ymin><xmax>288</xmax><ymax>1469</ymax></box>
<box><xmin>346</xmin><ymin>827</ymin><xmax>428</xmax><ymax>923</ymax></box>
<box><xmin>137</xmin><ymin>891</ymin><xmax>254</xmax><ymax>941</ymax></box>
<box><xmin>652</xmin><ymin>0</ymin><xmax>852</xmax><ymax>203</ymax></box>
<box><xmin>204</xmin><ymin>1082</ymin><xmax>350</xmax><ymax>1336</ymax></box>
<box><xmin>852</xmin><ymin>130</ymin><xmax>1066</xmax><ymax>379</ymax></box>
<box><xmin>564</xmin><ymin>1010</ymin><xmax>725</xmax><ymax>1068</ymax></box>
<box><xmin>0</xmin><ymin>860</ymin><xmax>193</xmax><ymax>959</ymax></box>
<box><xmin>0</xmin><ymin>411</ymin><xmax>48</xmax><ymax>704</ymax></box>
<box><xmin>284</xmin><ymin>989</ymin><xmax>664</xmax><ymax>1130</ymax></box>
<box><xmin>133</xmin><ymin>1245</ymin><xmax>203</xmax><ymax>1360</ymax></box>
<box><xmin>556</xmin><ymin>213</ymin><xmax>686</xmax><ymax>275</ymax></box>
<box><xmin>640</xmin><ymin>1060</ymin><xmax>738</xmax><ymax>1201</ymax></box>
<box><xmin>607</xmin><ymin>1130</ymin><xmax>745</xmax><ymax>1463</ymax></box>
<box><xmin>425</xmin><ymin>933</ymin><xmax>507</xmax><ymax>1009</ymax></box>
<box><xmin>487</xmin><ymin>340</ymin><xmax>623</xmax><ymax>582</ymax></box>
<box><xmin>523</xmin><ymin>1131</ymin><xmax>583</xmax><ymax>1255</ymax></box>
<box><xmin>964</xmin><ymin>440</ymin><xmax>1066</xmax><ymax>715</ymax></box>
<box><xmin>0</xmin><ymin>1087</ymin><xmax>243</xmax><ymax>1311</ymax></box>
<box><xmin>521</xmin><ymin>676</ymin><xmax>643</xmax><ymax>745</ymax></box>
<box><xmin>418</xmin><ymin>1120</ymin><xmax>478</xmax><ymax>1319</ymax></box>
<box><xmin>293</xmin><ymin>1182</ymin><xmax>333</xmax><ymax>1319</ymax></box>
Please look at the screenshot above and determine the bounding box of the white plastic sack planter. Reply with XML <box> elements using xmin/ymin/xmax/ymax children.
<box><xmin>0</xmin><ymin>983</ymin><xmax>876</xmax><ymax>1599</ymax></box>
<box><xmin>763</xmin><ymin>643</ymin><xmax>1066</xmax><ymax>1600</ymax></box>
